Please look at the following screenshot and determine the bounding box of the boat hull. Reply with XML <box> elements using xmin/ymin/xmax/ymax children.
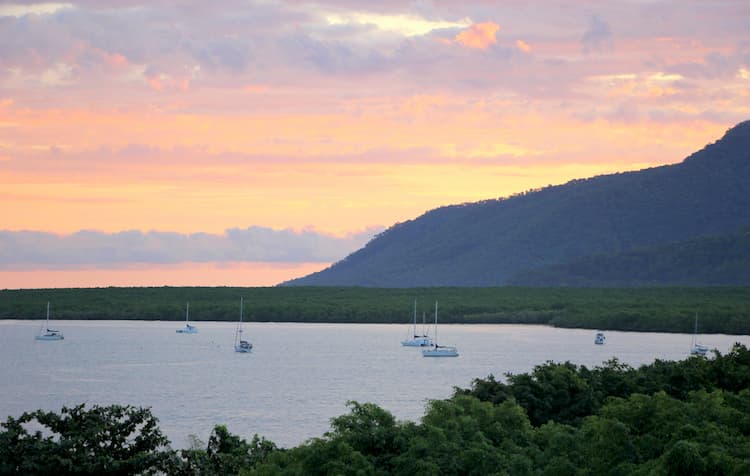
<box><xmin>176</xmin><ymin>327</ymin><xmax>198</xmax><ymax>334</ymax></box>
<box><xmin>401</xmin><ymin>337</ymin><xmax>432</xmax><ymax>347</ymax></box>
<box><xmin>691</xmin><ymin>344</ymin><xmax>708</xmax><ymax>356</ymax></box>
<box><xmin>235</xmin><ymin>340</ymin><xmax>253</xmax><ymax>353</ymax></box>
<box><xmin>35</xmin><ymin>334</ymin><xmax>64</xmax><ymax>341</ymax></box>
<box><xmin>422</xmin><ymin>347</ymin><xmax>459</xmax><ymax>357</ymax></box>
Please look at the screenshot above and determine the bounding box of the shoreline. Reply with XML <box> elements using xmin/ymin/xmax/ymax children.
<box><xmin>4</xmin><ymin>318</ymin><xmax>749</xmax><ymax>337</ymax></box>
<box><xmin>2</xmin><ymin>285</ymin><xmax>749</xmax><ymax>335</ymax></box>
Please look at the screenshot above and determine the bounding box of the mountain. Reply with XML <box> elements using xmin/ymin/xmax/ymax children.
<box><xmin>285</xmin><ymin>120</ymin><xmax>750</xmax><ymax>287</ymax></box>
<box><xmin>507</xmin><ymin>226</ymin><xmax>750</xmax><ymax>286</ymax></box>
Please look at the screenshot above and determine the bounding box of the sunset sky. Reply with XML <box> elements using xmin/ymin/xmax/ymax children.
<box><xmin>1</xmin><ymin>0</ymin><xmax>749</xmax><ymax>288</ymax></box>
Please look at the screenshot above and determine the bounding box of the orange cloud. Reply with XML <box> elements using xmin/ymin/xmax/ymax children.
<box><xmin>401</xmin><ymin>94</ymin><xmax>448</xmax><ymax>115</ymax></box>
<box><xmin>455</xmin><ymin>22</ymin><xmax>500</xmax><ymax>50</ymax></box>
<box><xmin>243</xmin><ymin>84</ymin><xmax>270</xmax><ymax>94</ymax></box>
<box><xmin>646</xmin><ymin>86</ymin><xmax>677</xmax><ymax>98</ymax></box>
<box><xmin>516</xmin><ymin>39</ymin><xmax>531</xmax><ymax>53</ymax></box>
<box><xmin>147</xmin><ymin>75</ymin><xmax>164</xmax><ymax>91</ymax></box>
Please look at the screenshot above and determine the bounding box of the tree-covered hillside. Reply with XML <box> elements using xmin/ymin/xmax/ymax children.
<box><xmin>508</xmin><ymin>226</ymin><xmax>750</xmax><ymax>286</ymax></box>
<box><xmin>287</xmin><ymin>120</ymin><xmax>750</xmax><ymax>287</ymax></box>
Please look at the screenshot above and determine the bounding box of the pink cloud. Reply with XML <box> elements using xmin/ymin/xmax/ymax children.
<box><xmin>0</xmin><ymin>261</ymin><xmax>332</xmax><ymax>288</ymax></box>
<box><xmin>147</xmin><ymin>75</ymin><xmax>164</xmax><ymax>91</ymax></box>
<box><xmin>144</xmin><ymin>72</ymin><xmax>191</xmax><ymax>92</ymax></box>
<box><xmin>105</xmin><ymin>52</ymin><xmax>128</xmax><ymax>69</ymax></box>
<box><xmin>455</xmin><ymin>22</ymin><xmax>500</xmax><ymax>50</ymax></box>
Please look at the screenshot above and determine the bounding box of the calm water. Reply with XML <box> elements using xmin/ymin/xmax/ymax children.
<box><xmin>2</xmin><ymin>320</ymin><xmax>748</xmax><ymax>448</ymax></box>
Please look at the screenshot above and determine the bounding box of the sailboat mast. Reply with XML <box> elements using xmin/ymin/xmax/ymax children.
<box><xmin>413</xmin><ymin>299</ymin><xmax>417</xmax><ymax>335</ymax></box>
<box><xmin>434</xmin><ymin>301</ymin><xmax>438</xmax><ymax>345</ymax></box>
<box><xmin>235</xmin><ymin>297</ymin><xmax>243</xmax><ymax>347</ymax></box>
<box><xmin>692</xmin><ymin>312</ymin><xmax>698</xmax><ymax>347</ymax></box>
<box><xmin>186</xmin><ymin>302</ymin><xmax>190</xmax><ymax>324</ymax></box>
<box><xmin>46</xmin><ymin>301</ymin><xmax>50</xmax><ymax>326</ymax></box>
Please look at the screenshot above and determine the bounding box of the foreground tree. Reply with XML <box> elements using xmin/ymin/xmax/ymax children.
<box><xmin>176</xmin><ymin>425</ymin><xmax>277</xmax><ymax>475</ymax></box>
<box><xmin>0</xmin><ymin>404</ymin><xmax>172</xmax><ymax>476</ymax></box>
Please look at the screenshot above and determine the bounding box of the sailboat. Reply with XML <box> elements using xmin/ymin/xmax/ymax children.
<box><xmin>176</xmin><ymin>302</ymin><xmax>198</xmax><ymax>334</ymax></box>
<box><xmin>422</xmin><ymin>301</ymin><xmax>458</xmax><ymax>357</ymax></box>
<box><xmin>401</xmin><ymin>300</ymin><xmax>432</xmax><ymax>347</ymax></box>
<box><xmin>35</xmin><ymin>302</ymin><xmax>64</xmax><ymax>341</ymax></box>
<box><xmin>234</xmin><ymin>297</ymin><xmax>253</xmax><ymax>353</ymax></box>
<box><xmin>690</xmin><ymin>312</ymin><xmax>708</xmax><ymax>356</ymax></box>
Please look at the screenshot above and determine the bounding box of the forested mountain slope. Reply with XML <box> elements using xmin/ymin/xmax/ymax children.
<box><xmin>508</xmin><ymin>226</ymin><xmax>750</xmax><ymax>286</ymax></box>
<box><xmin>287</xmin><ymin>120</ymin><xmax>750</xmax><ymax>287</ymax></box>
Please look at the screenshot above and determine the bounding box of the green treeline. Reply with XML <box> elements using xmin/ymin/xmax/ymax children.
<box><xmin>1</xmin><ymin>286</ymin><xmax>750</xmax><ymax>334</ymax></box>
<box><xmin>2</xmin><ymin>345</ymin><xmax>750</xmax><ymax>475</ymax></box>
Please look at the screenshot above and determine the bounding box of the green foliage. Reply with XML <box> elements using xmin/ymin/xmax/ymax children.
<box><xmin>504</xmin><ymin>361</ymin><xmax>597</xmax><ymax>426</ymax></box>
<box><xmin>248</xmin><ymin>438</ymin><xmax>375</xmax><ymax>476</ymax></box>
<box><xmin>663</xmin><ymin>440</ymin><xmax>708</xmax><ymax>476</ymax></box>
<box><xmin>460</xmin><ymin>343</ymin><xmax>750</xmax><ymax>427</ymax></box>
<box><xmin>2</xmin><ymin>285</ymin><xmax>750</xmax><ymax>335</ymax></box>
<box><xmin>176</xmin><ymin>425</ymin><xmax>277</xmax><ymax>475</ymax></box>
<box><xmin>592</xmin><ymin>390</ymin><xmax>750</xmax><ymax>476</ymax></box>
<box><xmin>327</xmin><ymin>401</ymin><xmax>404</xmax><ymax>471</ymax></box>
<box><xmin>416</xmin><ymin>396</ymin><xmax>534</xmax><ymax>475</ymax></box>
<box><xmin>0</xmin><ymin>404</ymin><xmax>172</xmax><ymax>476</ymax></box>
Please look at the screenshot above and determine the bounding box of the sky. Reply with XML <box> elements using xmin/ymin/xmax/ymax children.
<box><xmin>1</xmin><ymin>0</ymin><xmax>749</xmax><ymax>288</ymax></box>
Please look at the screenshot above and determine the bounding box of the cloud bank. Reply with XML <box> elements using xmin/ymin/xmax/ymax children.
<box><xmin>0</xmin><ymin>227</ymin><xmax>382</xmax><ymax>269</ymax></box>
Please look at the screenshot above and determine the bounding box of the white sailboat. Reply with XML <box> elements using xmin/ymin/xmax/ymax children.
<box><xmin>401</xmin><ymin>299</ymin><xmax>432</xmax><ymax>347</ymax></box>
<box><xmin>690</xmin><ymin>312</ymin><xmax>708</xmax><ymax>356</ymax></box>
<box><xmin>35</xmin><ymin>302</ymin><xmax>64</xmax><ymax>341</ymax></box>
<box><xmin>176</xmin><ymin>302</ymin><xmax>198</xmax><ymax>334</ymax></box>
<box><xmin>234</xmin><ymin>297</ymin><xmax>253</xmax><ymax>353</ymax></box>
<box><xmin>422</xmin><ymin>301</ymin><xmax>458</xmax><ymax>357</ymax></box>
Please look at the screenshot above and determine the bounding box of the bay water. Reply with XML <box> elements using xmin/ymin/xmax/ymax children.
<box><xmin>2</xmin><ymin>320</ymin><xmax>748</xmax><ymax>448</ymax></box>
